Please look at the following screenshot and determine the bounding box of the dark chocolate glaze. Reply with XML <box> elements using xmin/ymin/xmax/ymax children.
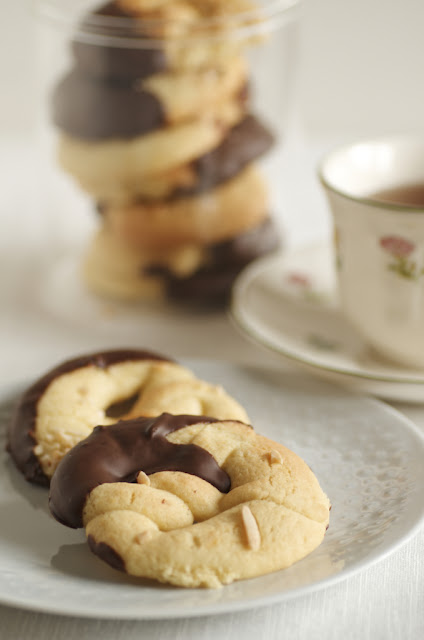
<box><xmin>52</xmin><ymin>71</ymin><xmax>248</xmax><ymax>142</ymax></box>
<box><xmin>52</xmin><ymin>70</ymin><xmax>164</xmax><ymax>140</ymax></box>
<box><xmin>105</xmin><ymin>392</ymin><xmax>140</xmax><ymax>418</ymax></box>
<box><xmin>146</xmin><ymin>217</ymin><xmax>281</xmax><ymax>307</ymax></box>
<box><xmin>49</xmin><ymin>413</ymin><xmax>230</xmax><ymax>529</ymax></box>
<box><xmin>210</xmin><ymin>216</ymin><xmax>280</xmax><ymax>266</ymax></box>
<box><xmin>7</xmin><ymin>349</ymin><xmax>172</xmax><ymax>486</ymax></box>
<box><xmin>88</xmin><ymin>536</ymin><xmax>126</xmax><ymax>572</ymax></box>
<box><xmin>174</xmin><ymin>115</ymin><xmax>275</xmax><ymax>198</ymax></box>
<box><xmin>164</xmin><ymin>266</ymin><xmax>245</xmax><ymax>308</ymax></box>
<box><xmin>72</xmin><ymin>2</ymin><xmax>167</xmax><ymax>81</ymax></box>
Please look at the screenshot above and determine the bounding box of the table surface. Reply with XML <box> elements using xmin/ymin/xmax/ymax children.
<box><xmin>0</xmin><ymin>138</ymin><xmax>423</xmax><ymax>640</ymax></box>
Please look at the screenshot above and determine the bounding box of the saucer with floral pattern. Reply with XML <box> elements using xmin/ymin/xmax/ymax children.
<box><xmin>231</xmin><ymin>244</ymin><xmax>424</xmax><ymax>403</ymax></box>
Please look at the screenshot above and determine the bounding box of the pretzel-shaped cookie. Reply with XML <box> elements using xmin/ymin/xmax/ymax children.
<box><xmin>49</xmin><ymin>414</ymin><xmax>330</xmax><ymax>588</ymax></box>
<box><xmin>7</xmin><ymin>350</ymin><xmax>248</xmax><ymax>485</ymax></box>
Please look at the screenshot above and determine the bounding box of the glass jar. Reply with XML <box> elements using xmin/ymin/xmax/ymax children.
<box><xmin>34</xmin><ymin>0</ymin><xmax>301</xmax><ymax>308</ymax></box>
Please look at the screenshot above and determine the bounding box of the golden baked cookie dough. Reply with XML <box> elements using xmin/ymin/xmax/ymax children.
<box><xmin>76</xmin><ymin>418</ymin><xmax>331</xmax><ymax>588</ymax></box>
<box><xmin>142</xmin><ymin>57</ymin><xmax>248</xmax><ymax>125</ymax></box>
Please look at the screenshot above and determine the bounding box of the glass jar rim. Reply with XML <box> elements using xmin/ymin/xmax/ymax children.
<box><xmin>34</xmin><ymin>0</ymin><xmax>301</xmax><ymax>47</ymax></box>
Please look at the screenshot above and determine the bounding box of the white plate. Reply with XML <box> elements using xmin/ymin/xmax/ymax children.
<box><xmin>231</xmin><ymin>244</ymin><xmax>424</xmax><ymax>403</ymax></box>
<box><xmin>1</xmin><ymin>360</ymin><xmax>424</xmax><ymax>619</ymax></box>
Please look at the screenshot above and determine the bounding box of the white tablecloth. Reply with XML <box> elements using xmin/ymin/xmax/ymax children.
<box><xmin>0</xmin><ymin>139</ymin><xmax>423</xmax><ymax>640</ymax></box>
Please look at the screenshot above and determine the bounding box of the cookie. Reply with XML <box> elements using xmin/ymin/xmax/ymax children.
<box><xmin>81</xmin><ymin>228</ymin><xmax>206</xmax><ymax>300</ymax></box>
<box><xmin>118</xmin><ymin>0</ymin><xmax>256</xmax><ymax>14</ymax></box>
<box><xmin>57</xmin><ymin>98</ymin><xmax>244</xmax><ymax>200</ymax></box>
<box><xmin>142</xmin><ymin>57</ymin><xmax>248</xmax><ymax>125</ymax></box>
<box><xmin>103</xmin><ymin>166</ymin><xmax>268</xmax><ymax>249</ymax></box>
<box><xmin>92</xmin><ymin>114</ymin><xmax>274</xmax><ymax>203</ymax></box>
<box><xmin>82</xmin><ymin>217</ymin><xmax>280</xmax><ymax>304</ymax></box>
<box><xmin>71</xmin><ymin>1</ymin><xmax>260</xmax><ymax>81</ymax></box>
<box><xmin>49</xmin><ymin>414</ymin><xmax>330</xmax><ymax>588</ymax></box>
<box><xmin>52</xmin><ymin>59</ymin><xmax>247</xmax><ymax>140</ymax></box>
<box><xmin>117</xmin><ymin>0</ymin><xmax>260</xmax><ymax>38</ymax></box>
<box><xmin>7</xmin><ymin>350</ymin><xmax>248</xmax><ymax>485</ymax></box>
<box><xmin>146</xmin><ymin>217</ymin><xmax>281</xmax><ymax>305</ymax></box>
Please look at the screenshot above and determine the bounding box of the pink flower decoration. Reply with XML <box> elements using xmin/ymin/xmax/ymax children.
<box><xmin>287</xmin><ymin>272</ymin><xmax>310</xmax><ymax>287</ymax></box>
<box><xmin>379</xmin><ymin>235</ymin><xmax>415</xmax><ymax>257</ymax></box>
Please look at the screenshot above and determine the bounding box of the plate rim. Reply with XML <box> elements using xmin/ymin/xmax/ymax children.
<box><xmin>1</xmin><ymin>365</ymin><xmax>424</xmax><ymax>620</ymax></box>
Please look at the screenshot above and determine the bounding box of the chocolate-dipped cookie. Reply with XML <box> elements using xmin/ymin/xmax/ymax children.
<box><xmin>82</xmin><ymin>217</ymin><xmax>281</xmax><ymax>306</ymax></box>
<box><xmin>49</xmin><ymin>413</ymin><xmax>330</xmax><ymax>588</ymax></box>
<box><xmin>52</xmin><ymin>59</ymin><xmax>248</xmax><ymax>140</ymax></box>
<box><xmin>7</xmin><ymin>350</ymin><xmax>248</xmax><ymax>484</ymax></box>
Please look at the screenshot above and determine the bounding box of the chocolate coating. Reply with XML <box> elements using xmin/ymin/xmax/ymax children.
<box><xmin>174</xmin><ymin>115</ymin><xmax>275</xmax><ymax>197</ymax></box>
<box><xmin>146</xmin><ymin>217</ymin><xmax>281</xmax><ymax>306</ymax></box>
<box><xmin>49</xmin><ymin>413</ymin><xmax>230</xmax><ymax>529</ymax></box>
<box><xmin>52</xmin><ymin>70</ymin><xmax>164</xmax><ymax>140</ymax></box>
<box><xmin>7</xmin><ymin>349</ymin><xmax>172</xmax><ymax>486</ymax></box>
<box><xmin>72</xmin><ymin>2</ymin><xmax>167</xmax><ymax>81</ymax></box>
<box><xmin>211</xmin><ymin>216</ymin><xmax>280</xmax><ymax>266</ymax></box>
<box><xmin>88</xmin><ymin>536</ymin><xmax>126</xmax><ymax>572</ymax></box>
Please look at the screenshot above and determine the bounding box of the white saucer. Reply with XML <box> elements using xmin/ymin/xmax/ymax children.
<box><xmin>231</xmin><ymin>244</ymin><xmax>424</xmax><ymax>403</ymax></box>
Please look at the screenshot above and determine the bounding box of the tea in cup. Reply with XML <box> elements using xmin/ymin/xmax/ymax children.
<box><xmin>319</xmin><ymin>135</ymin><xmax>424</xmax><ymax>369</ymax></box>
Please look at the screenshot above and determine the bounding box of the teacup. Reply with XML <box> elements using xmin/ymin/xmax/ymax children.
<box><xmin>318</xmin><ymin>135</ymin><xmax>424</xmax><ymax>369</ymax></box>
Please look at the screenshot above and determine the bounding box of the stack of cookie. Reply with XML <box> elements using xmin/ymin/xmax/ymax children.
<box><xmin>52</xmin><ymin>0</ymin><xmax>280</xmax><ymax>306</ymax></box>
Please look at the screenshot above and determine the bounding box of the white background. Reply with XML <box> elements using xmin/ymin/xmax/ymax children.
<box><xmin>0</xmin><ymin>3</ymin><xmax>424</xmax><ymax>639</ymax></box>
<box><xmin>1</xmin><ymin>0</ymin><xmax>424</xmax><ymax>139</ymax></box>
